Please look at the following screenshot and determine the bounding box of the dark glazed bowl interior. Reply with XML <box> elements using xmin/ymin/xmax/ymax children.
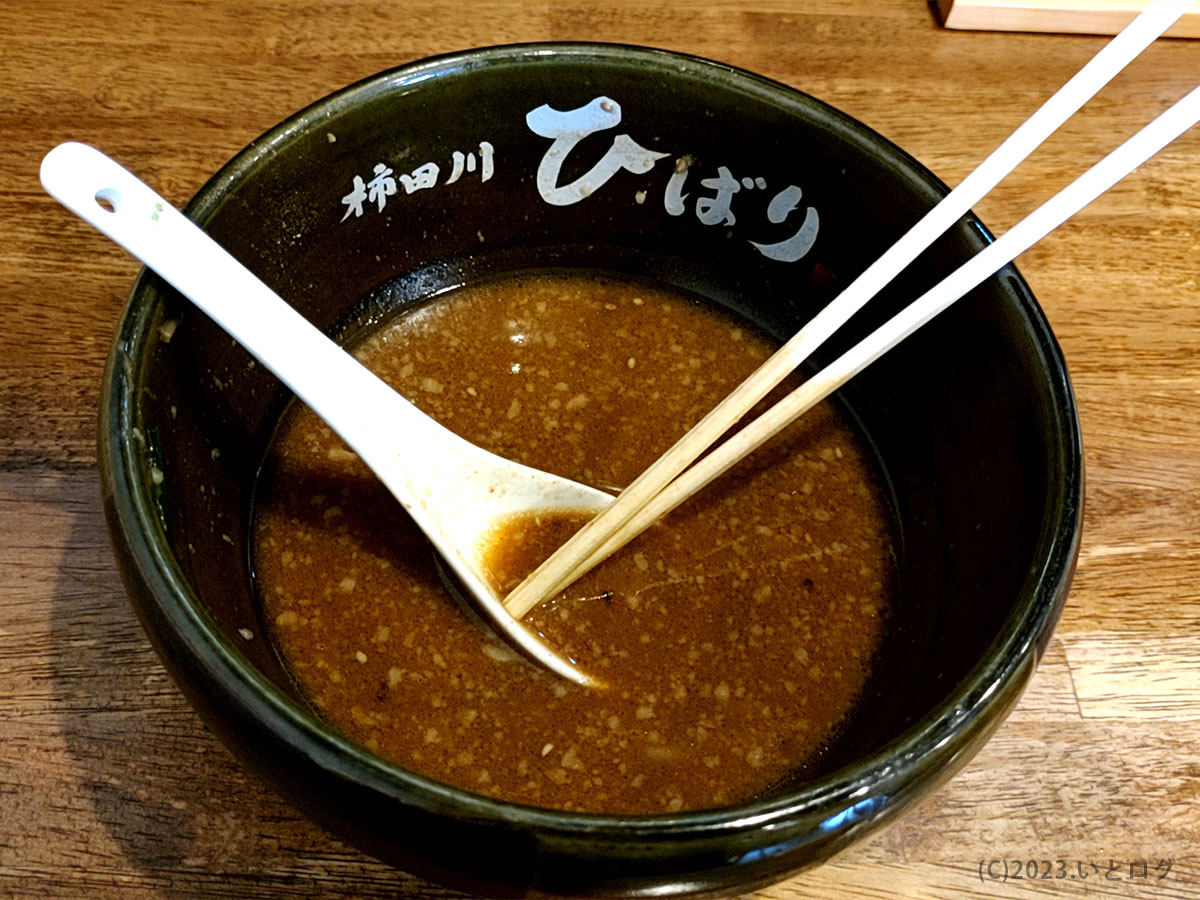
<box><xmin>98</xmin><ymin>44</ymin><xmax>1083</xmax><ymax>898</ymax></box>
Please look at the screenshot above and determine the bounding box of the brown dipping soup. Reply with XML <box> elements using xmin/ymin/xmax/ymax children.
<box><xmin>252</xmin><ymin>272</ymin><xmax>894</xmax><ymax>814</ymax></box>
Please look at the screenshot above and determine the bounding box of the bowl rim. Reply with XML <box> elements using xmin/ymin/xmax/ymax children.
<box><xmin>101</xmin><ymin>41</ymin><xmax>1084</xmax><ymax>840</ymax></box>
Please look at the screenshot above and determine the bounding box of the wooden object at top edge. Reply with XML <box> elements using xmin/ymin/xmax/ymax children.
<box><xmin>938</xmin><ymin>0</ymin><xmax>1200</xmax><ymax>36</ymax></box>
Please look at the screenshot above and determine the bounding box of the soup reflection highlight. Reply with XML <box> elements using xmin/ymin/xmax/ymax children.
<box><xmin>252</xmin><ymin>272</ymin><xmax>894</xmax><ymax>814</ymax></box>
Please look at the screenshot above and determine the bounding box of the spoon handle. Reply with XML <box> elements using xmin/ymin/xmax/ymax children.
<box><xmin>40</xmin><ymin>142</ymin><xmax>456</xmax><ymax>482</ymax></box>
<box><xmin>42</xmin><ymin>142</ymin><xmax>605</xmax><ymax>686</ymax></box>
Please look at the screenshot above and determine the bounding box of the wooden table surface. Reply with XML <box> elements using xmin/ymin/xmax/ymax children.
<box><xmin>3</xmin><ymin>2</ymin><xmax>1199</xmax><ymax>898</ymax></box>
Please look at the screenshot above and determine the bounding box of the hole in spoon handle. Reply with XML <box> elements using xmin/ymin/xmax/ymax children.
<box><xmin>95</xmin><ymin>187</ymin><xmax>122</xmax><ymax>214</ymax></box>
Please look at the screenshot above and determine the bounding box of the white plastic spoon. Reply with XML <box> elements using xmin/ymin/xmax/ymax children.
<box><xmin>41</xmin><ymin>141</ymin><xmax>610</xmax><ymax>686</ymax></box>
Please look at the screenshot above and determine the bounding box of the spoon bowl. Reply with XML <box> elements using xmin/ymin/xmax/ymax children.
<box><xmin>40</xmin><ymin>141</ymin><xmax>610</xmax><ymax>685</ymax></box>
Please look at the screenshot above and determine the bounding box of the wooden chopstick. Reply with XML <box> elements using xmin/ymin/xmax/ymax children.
<box><xmin>545</xmin><ymin>80</ymin><xmax>1200</xmax><ymax>584</ymax></box>
<box><xmin>500</xmin><ymin>0</ymin><xmax>1195</xmax><ymax>620</ymax></box>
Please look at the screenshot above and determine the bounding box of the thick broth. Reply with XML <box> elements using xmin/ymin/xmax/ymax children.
<box><xmin>252</xmin><ymin>272</ymin><xmax>893</xmax><ymax>814</ymax></box>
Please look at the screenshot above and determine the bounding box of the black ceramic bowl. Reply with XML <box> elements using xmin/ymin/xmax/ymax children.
<box><xmin>98</xmin><ymin>44</ymin><xmax>1082</xmax><ymax>898</ymax></box>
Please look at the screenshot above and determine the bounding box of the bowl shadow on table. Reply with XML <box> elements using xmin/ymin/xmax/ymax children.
<box><xmin>44</xmin><ymin>474</ymin><xmax>456</xmax><ymax>899</ymax></box>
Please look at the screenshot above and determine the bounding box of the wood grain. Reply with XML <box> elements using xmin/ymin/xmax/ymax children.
<box><xmin>2</xmin><ymin>1</ymin><xmax>1199</xmax><ymax>898</ymax></box>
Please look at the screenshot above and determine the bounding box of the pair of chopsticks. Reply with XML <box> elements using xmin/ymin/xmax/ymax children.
<box><xmin>503</xmin><ymin>0</ymin><xmax>1200</xmax><ymax>620</ymax></box>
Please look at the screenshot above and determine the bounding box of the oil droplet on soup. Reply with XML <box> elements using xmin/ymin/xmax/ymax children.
<box><xmin>252</xmin><ymin>272</ymin><xmax>894</xmax><ymax>814</ymax></box>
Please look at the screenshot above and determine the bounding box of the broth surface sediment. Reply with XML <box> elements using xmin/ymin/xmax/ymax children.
<box><xmin>252</xmin><ymin>272</ymin><xmax>893</xmax><ymax>814</ymax></box>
